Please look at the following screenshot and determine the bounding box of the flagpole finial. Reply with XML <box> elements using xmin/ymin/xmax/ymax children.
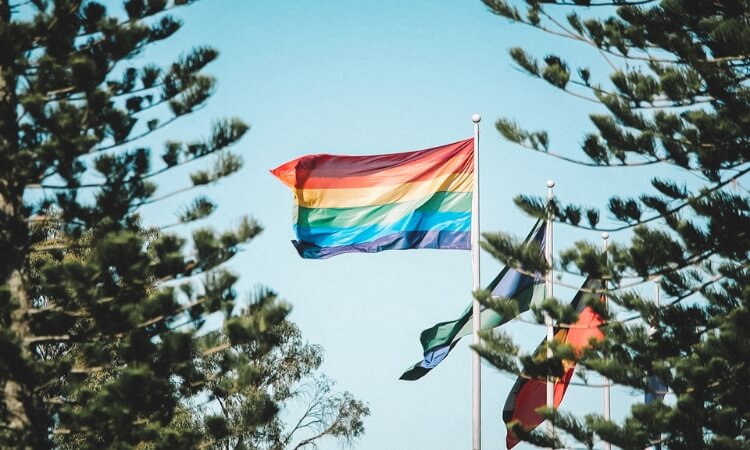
<box><xmin>472</xmin><ymin>113</ymin><xmax>481</xmax><ymax>123</ymax></box>
<box><xmin>601</xmin><ymin>232</ymin><xmax>609</xmax><ymax>240</ymax></box>
<box><xmin>546</xmin><ymin>179</ymin><xmax>555</xmax><ymax>188</ymax></box>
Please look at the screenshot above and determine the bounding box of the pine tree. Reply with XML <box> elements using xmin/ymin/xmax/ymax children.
<box><xmin>49</xmin><ymin>288</ymin><xmax>370</xmax><ymax>450</ymax></box>
<box><xmin>477</xmin><ymin>1</ymin><xmax>750</xmax><ymax>449</ymax></box>
<box><xmin>0</xmin><ymin>1</ymin><xmax>290</xmax><ymax>448</ymax></box>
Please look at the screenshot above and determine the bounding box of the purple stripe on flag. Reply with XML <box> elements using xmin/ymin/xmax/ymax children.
<box><xmin>293</xmin><ymin>230</ymin><xmax>471</xmax><ymax>259</ymax></box>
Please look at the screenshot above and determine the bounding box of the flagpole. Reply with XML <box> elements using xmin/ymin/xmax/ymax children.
<box><xmin>545</xmin><ymin>179</ymin><xmax>555</xmax><ymax>444</ymax></box>
<box><xmin>471</xmin><ymin>113</ymin><xmax>482</xmax><ymax>450</ymax></box>
<box><xmin>602</xmin><ymin>232</ymin><xmax>611</xmax><ymax>450</ymax></box>
<box><xmin>653</xmin><ymin>277</ymin><xmax>661</xmax><ymax>450</ymax></box>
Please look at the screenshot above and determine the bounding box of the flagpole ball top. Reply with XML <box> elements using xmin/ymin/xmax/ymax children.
<box><xmin>472</xmin><ymin>113</ymin><xmax>481</xmax><ymax>123</ymax></box>
<box><xmin>546</xmin><ymin>179</ymin><xmax>555</xmax><ymax>188</ymax></box>
<box><xmin>601</xmin><ymin>232</ymin><xmax>610</xmax><ymax>240</ymax></box>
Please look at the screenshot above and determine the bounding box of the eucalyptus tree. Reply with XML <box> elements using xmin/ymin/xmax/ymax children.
<box><xmin>188</xmin><ymin>307</ymin><xmax>369</xmax><ymax>450</ymax></box>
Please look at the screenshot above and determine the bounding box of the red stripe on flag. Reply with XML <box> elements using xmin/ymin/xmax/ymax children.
<box><xmin>270</xmin><ymin>138</ymin><xmax>473</xmax><ymax>189</ymax></box>
<box><xmin>504</xmin><ymin>284</ymin><xmax>605</xmax><ymax>450</ymax></box>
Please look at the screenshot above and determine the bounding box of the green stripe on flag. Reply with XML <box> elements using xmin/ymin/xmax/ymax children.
<box><xmin>297</xmin><ymin>191</ymin><xmax>472</xmax><ymax>228</ymax></box>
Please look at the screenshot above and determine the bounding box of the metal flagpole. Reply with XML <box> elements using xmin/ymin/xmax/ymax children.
<box><xmin>602</xmin><ymin>232</ymin><xmax>611</xmax><ymax>450</ymax></box>
<box><xmin>471</xmin><ymin>113</ymin><xmax>482</xmax><ymax>450</ymax></box>
<box><xmin>653</xmin><ymin>278</ymin><xmax>661</xmax><ymax>450</ymax></box>
<box><xmin>545</xmin><ymin>180</ymin><xmax>555</xmax><ymax>444</ymax></box>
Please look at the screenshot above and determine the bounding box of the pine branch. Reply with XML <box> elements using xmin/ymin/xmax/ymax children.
<box><xmin>23</xmin><ymin>334</ymin><xmax>70</xmax><ymax>344</ymax></box>
<box><xmin>541</xmin><ymin>0</ymin><xmax>658</xmax><ymax>6</ymax></box>
<box><xmin>490</xmin><ymin>1</ymin><xmax>750</xmax><ymax>65</ymax></box>
<box><xmin>30</xmin><ymin>131</ymin><xmax>236</xmax><ymax>190</ymax></box>
<box><xmin>92</xmin><ymin>115</ymin><xmax>182</xmax><ymax>153</ymax></box>
<box><xmin>506</xmin><ymin>137</ymin><xmax>665</xmax><ymax>167</ymax></box>
<box><xmin>552</xmin><ymin>165</ymin><xmax>750</xmax><ymax>232</ymax></box>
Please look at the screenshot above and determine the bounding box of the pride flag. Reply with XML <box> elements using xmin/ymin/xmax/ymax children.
<box><xmin>271</xmin><ymin>139</ymin><xmax>474</xmax><ymax>259</ymax></box>
<box><xmin>400</xmin><ymin>220</ymin><xmax>546</xmax><ymax>380</ymax></box>
<box><xmin>503</xmin><ymin>278</ymin><xmax>604</xmax><ymax>449</ymax></box>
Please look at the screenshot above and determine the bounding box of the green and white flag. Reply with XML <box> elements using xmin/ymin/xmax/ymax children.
<box><xmin>400</xmin><ymin>220</ymin><xmax>546</xmax><ymax>381</ymax></box>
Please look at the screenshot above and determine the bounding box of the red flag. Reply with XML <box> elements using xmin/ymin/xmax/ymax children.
<box><xmin>503</xmin><ymin>279</ymin><xmax>604</xmax><ymax>449</ymax></box>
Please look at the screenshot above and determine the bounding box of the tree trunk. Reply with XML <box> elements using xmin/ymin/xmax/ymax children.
<box><xmin>0</xmin><ymin>2</ymin><xmax>44</xmax><ymax>448</ymax></box>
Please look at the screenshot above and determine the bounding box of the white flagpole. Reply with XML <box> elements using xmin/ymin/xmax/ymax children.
<box><xmin>471</xmin><ymin>113</ymin><xmax>482</xmax><ymax>450</ymax></box>
<box><xmin>655</xmin><ymin>276</ymin><xmax>660</xmax><ymax>309</ymax></box>
<box><xmin>653</xmin><ymin>277</ymin><xmax>661</xmax><ymax>450</ymax></box>
<box><xmin>545</xmin><ymin>180</ymin><xmax>555</xmax><ymax>444</ymax></box>
<box><xmin>602</xmin><ymin>232</ymin><xmax>612</xmax><ymax>450</ymax></box>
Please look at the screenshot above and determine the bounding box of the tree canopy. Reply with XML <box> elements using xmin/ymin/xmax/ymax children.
<box><xmin>477</xmin><ymin>0</ymin><xmax>750</xmax><ymax>449</ymax></box>
<box><xmin>0</xmin><ymin>1</ymin><xmax>366</xmax><ymax>448</ymax></box>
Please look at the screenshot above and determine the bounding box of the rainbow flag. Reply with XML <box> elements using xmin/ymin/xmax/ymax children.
<box><xmin>271</xmin><ymin>139</ymin><xmax>474</xmax><ymax>259</ymax></box>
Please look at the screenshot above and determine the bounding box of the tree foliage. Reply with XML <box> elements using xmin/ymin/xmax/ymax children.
<box><xmin>478</xmin><ymin>1</ymin><xmax>750</xmax><ymax>449</ymax></box>
<box><xmin>186</xmin><ymin>293</ymin><xmax>370</xmax><ymax>450</ymax></box>
<box><xmin>0</xmin><ymin>1</ymin><xmax>299</xmax><ymax>448</ymax></box>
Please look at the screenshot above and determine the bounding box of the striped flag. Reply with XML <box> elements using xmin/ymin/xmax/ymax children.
<box><xmin>400</xmin><ymin>220</ymin><xmax>546</xmax><ymax>380</ymax></box>
<box><xmin>271</xmin><ymin>139</ymin><xmax>473</xmax><ymax>259</ymax></box>
<box><xmin>503</xmin><ymin>278</ymin><xmax>604</xmax><ymax>449</ymax></box>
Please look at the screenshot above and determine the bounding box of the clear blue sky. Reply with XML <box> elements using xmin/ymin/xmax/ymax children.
<box><xmin>136</xmin><ymin>1</ymin><xmax>669</xmax><ymax>448</ymax></box>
